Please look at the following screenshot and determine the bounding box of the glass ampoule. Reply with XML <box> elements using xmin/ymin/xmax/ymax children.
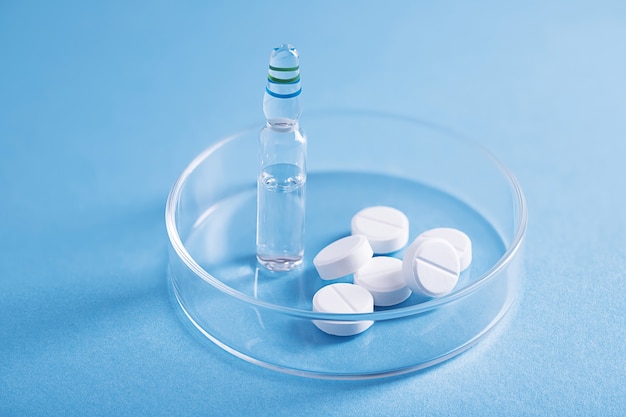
<box><xmin>256</xmin><ymin>44</ymin><xmax>307</xmax><ymax>271</ymax></box>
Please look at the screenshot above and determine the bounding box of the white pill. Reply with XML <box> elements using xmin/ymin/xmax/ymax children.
<box><xmin>402</xmin><ymin>237</ymin><xmax>460</xmax><ymax>297</ymax></box>
<box><xmin>312</xmin><ymin>283</ymin><xmax>374</xmax><ymax>336</ymax></box>
<box><xmin>354</xmin><ymin>256</ymin><xmax>411</xmax><ymax>306</ymax></box>
<box><xmin>313</xmin><ymin>235</ymin><xmax>373</xmax><ymax>280</ymax></box>
<box><xmin>351</xmin><ymin>206</ymin><xmax>409</xmax><ymax>254</ymax></box>
<box><xmin>415</xmin><ymin>227</ymin><xmax>472</xmax><ymax>271</ymax></box>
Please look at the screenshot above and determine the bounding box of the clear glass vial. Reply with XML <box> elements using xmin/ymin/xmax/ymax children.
<box><xmin>256</xmin><ymin>44</ymin><xmax>307</xmax><ymax>271</ymax></box>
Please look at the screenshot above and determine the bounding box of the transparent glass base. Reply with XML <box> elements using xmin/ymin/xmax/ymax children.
<box><xmin>165</xmin><ymin>110</ymin><xmax>527</xmax><ymax>379</ymax></box>
<box><xmin>256</xmin><ymin>255</ymin><xmax>303</xmax><ymax>272</ymax></box>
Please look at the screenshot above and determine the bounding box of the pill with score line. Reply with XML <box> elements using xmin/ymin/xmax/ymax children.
<box><xmin>351</xmin><ymin>206</ymin><xmax>409</xmax><ymax>254</ymax></box>
<box><xmin>402</xmin><ymin>237</ymin><xmax>460</xmax><ymax>297</ymax></box>
<box><xmin>413</xmin><ymin>227</ymin><xmax>472</xmax><ymax>271</ymax></box>
<box><xmin>354</xmin><ymin>256</ymin><xmax>411</xmax><ymax>306</ymax></box>
<box><xmin>312</xmin><ymin>283</ymin><xmax>374</xmax><ymax>336</ymax></box>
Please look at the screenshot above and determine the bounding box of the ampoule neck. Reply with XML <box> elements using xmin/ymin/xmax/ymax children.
<box><xmin>266</xmin><ymin>118</ymin><xmax>299</xmax><ymax>131</ymax></box>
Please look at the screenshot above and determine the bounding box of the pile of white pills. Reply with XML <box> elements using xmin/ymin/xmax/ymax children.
<box><xmin>312</xmin><ymin>205</ymin><xmax>472</xmax><ymax>336</ymax></box>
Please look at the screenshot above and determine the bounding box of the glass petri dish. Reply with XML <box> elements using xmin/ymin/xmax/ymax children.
<box><xmin>165</xmin><ymin>110</ymin><xmax>527</xmax><ymax>379</ymax></box>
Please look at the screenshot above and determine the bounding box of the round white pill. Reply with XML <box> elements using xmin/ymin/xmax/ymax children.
<box><xmin>354</xmin><ymin>256</ymin><xmax>411</xmax><ymax>306</ymax></box>
<box><xmin>313</xmin><ymin>235</ymin><xmax>373</xmax><ymax>280</ymax></box>
<box><xmin>312</xmin><ymin>283</ymin><xmax>374</xmax><ymax>336</ymax></box>
<box><xmin>415</xmin><ymin>227</ymin><xmax>472</xmax><ymax>271</ymax></box>
<box><xmin>351</xmin><ymin>206</ymin><xmax>409</xmax><ymax>254</ymax></box>
<box><xmin>402</xmin><ymin>237</ymin><xmax>460</xmax><ymax>297</ymax></box>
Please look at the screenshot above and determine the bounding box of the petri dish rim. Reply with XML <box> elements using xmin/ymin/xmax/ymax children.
<box><xmin>165</xmin><ymin>110</ymin><xmax>528</xmax><ymax>322</ymax></box>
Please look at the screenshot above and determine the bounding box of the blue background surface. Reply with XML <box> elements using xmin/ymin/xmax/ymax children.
<box><xmin>1</xmin><ymin>1</ymin><xmax>625</xmax><ymax>415</ymax></box>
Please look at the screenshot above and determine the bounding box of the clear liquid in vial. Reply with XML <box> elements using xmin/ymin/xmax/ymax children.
<box><xmin>256</xmin><ymin>162</ymin><xmax>306</xmax><ymax>271</ymax></box>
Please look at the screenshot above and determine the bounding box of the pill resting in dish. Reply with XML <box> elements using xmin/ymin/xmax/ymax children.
<box><xmin>312</xmin><ymin>206</ymin><xmax>472</xmax><ymax>336</ymax></box>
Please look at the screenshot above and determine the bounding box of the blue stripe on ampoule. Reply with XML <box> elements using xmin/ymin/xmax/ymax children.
<box><xmin>265</xmin><ymin>87</ymin><xmax>302</xmax><ymax>99</ymax></box>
